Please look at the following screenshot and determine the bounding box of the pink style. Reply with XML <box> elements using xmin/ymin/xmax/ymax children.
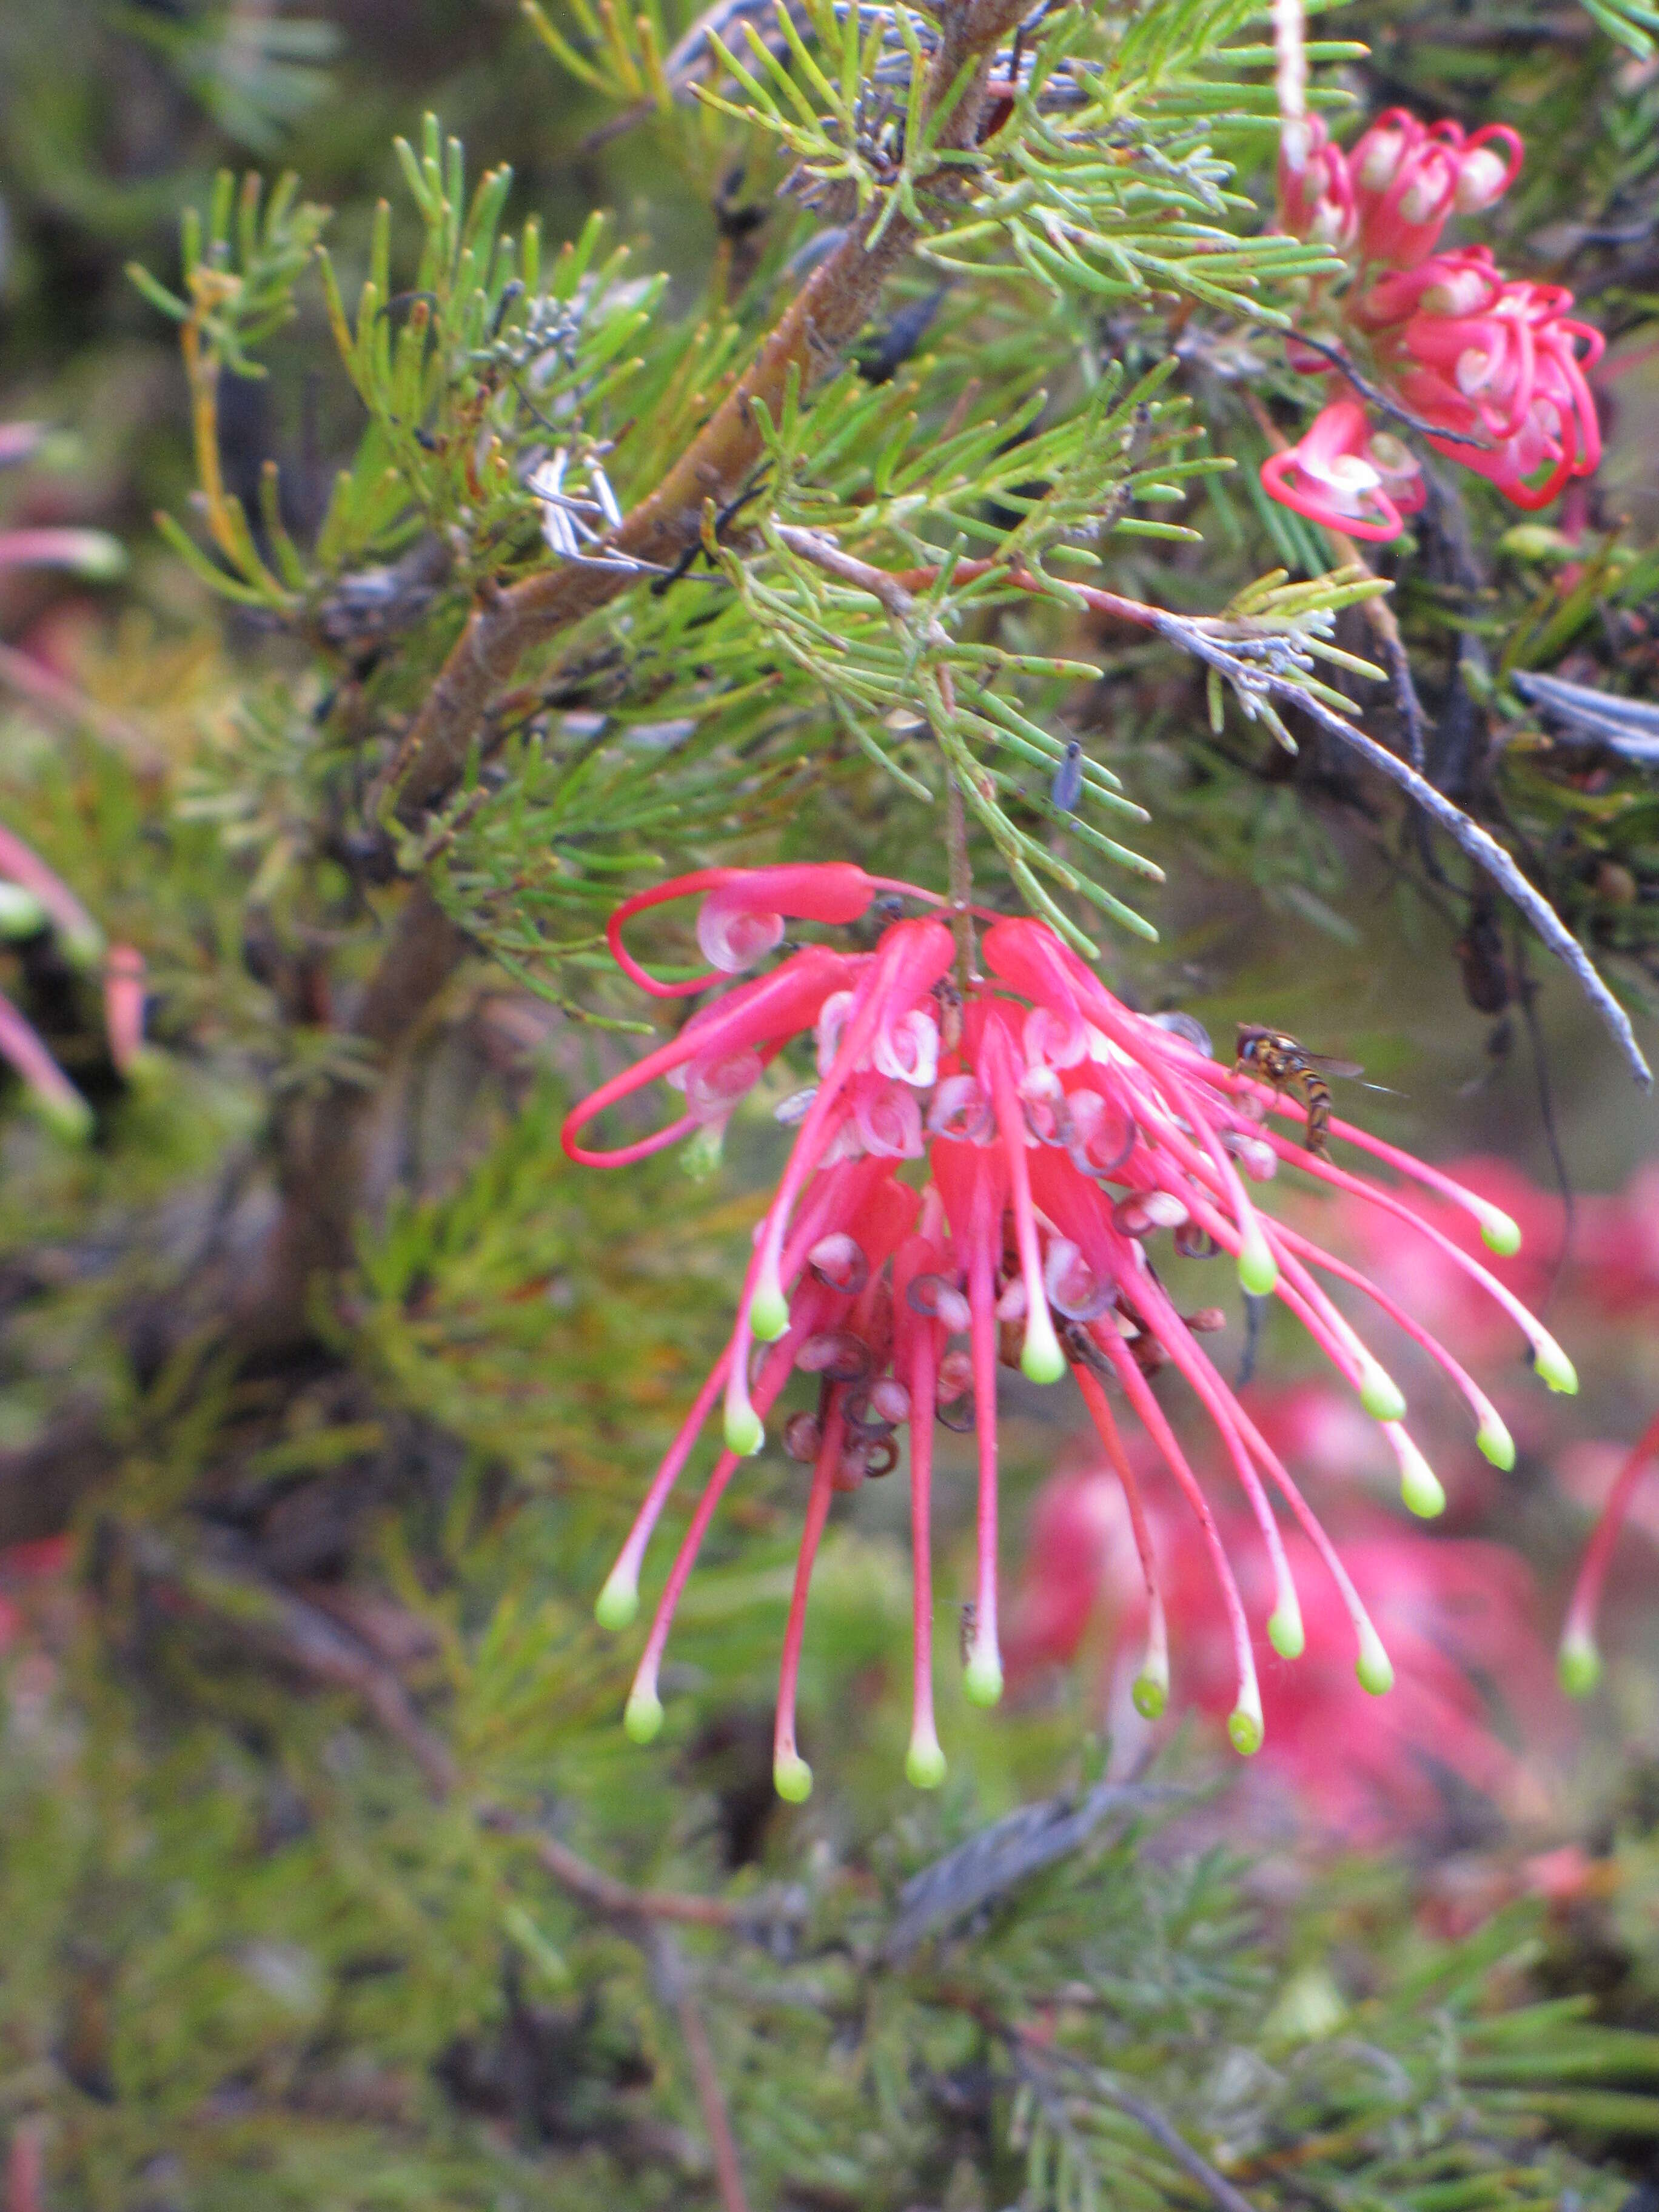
<box><xmin>563</xmin><ymin>865</ymin><xmax>1578</xmax><ymax>1801</ymax></box>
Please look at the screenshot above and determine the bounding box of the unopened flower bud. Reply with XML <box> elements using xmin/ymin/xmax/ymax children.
<box><xmin>809</xmin><ymin>1232</ymin><xmax>868</xmax><ymax>1293</ymax></box>
<box><xmin>783</xmin><ymin>1410</ymin><xmax>823</xmax><ymax>1462</ymax></box>
<box><xmin>1453</xmin><ymin>146</ymin><xmax>1509</xmax><ymax>213</ymax></box>
<box><xmin>871</xmin><ymin>1377</ymin><xmax>911</xmax><ymax>1424</ymax></box>
<box><xmin>797</xmin><ymin>1329</ymin><xmax>871</xmax><ymax>1382</ymax></box>
<box><xmin>1356</xmin><ymin>127</ymin><xmax>1406</xmax><ymax>192</ymax></box>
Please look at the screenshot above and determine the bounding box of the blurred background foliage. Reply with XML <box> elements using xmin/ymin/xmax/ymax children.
<box><xmin>4</xmin><ymin>0</ymin><xmax>1659</xmax><ymax>2207</ymax></box>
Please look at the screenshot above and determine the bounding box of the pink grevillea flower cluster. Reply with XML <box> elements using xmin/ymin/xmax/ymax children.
<box><xmin>563</xmin><ymin>865</ymin><xmax>1577</xmax><ymax>1801</ymax></box>
<box><xmin>0</xmin><ymin>817</ymin><xmax>145</xmax><ymax>1138</ymax></box>
<box><xmin>1005</xmin><ymin>1440</ymin><xmax>1556</xmax><ymax>1843</ymax></box>
<box><xmin>1560</xmin><ymin>1410</ymin><xmax>1659</xmax><ymax>1697</ymax></box>
<box><xmin>1270</xmin><ymin>109</ymin><xmax>1603</xmax><ymax>537</ymax></box>
<box><xmin>0</xmin><ymin>421</ymin><xmax>141</xmax><ymax>1132</ymax></box>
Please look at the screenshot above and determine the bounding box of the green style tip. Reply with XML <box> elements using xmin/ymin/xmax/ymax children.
<box><xmin>1268</xmin><ymin>1604</ymin><xmax>1305</xmax><ymax>1661</ymax></box>
<box><xmin>1533</xmin><ymin>1336</ymin><xmax>1578</xmax><ymax>1395</ymax></box>
<box><xmin>1476</xmin><ymin>1415</ymin><xmax>1516</xmax><ymax>1472</ymax></box>
<box><xmin>1021</xmin><ymin>1318</ymin><xmax>1067</xmax><ymax>1386</ymax></box>
<box><xmin>623</xmin><ymin>1683</ymin><xmax>663</xmax><ymax>1744</ymax></box>
<box><xmin>963</xmin><ymin>1646</ymin><xmax>1004</xmax><ymax>1708</ymax></box>
<box><xmin>1476</xmin><ymin>1202</ymin><xmax>1522</xmax><ymax>1258</ymax></box>
<box><xmin>774</xmin><ymin>1751</ymin><xmax>813</xmax><ymax>1803</ymax></box>
<box><xmin>35</xmin><ymin>1091</ymin><xmax>95</xmax><ymax>1145</ymax></box>
<box><xmin>1236</xmin><ymin>1232</ymin><xmax>1278</xmax><ymax>1299</ymax></box>
<box><xmin>1358</xmin><ymin>1361</ymin><xmax>1406</xmax><ymax>1424</ymax></box>
<box><xmin>1132</xmin><ymin>1672</ymin><xmax>1168</xmax><ymax>1721</ymax></box>
<box><xmin>59</xmin><ymin>528</ymin><xmax>127</xmax><ymax>581</ymax></box>
<box><xmin>723</xmin><ymin>1403</ymin><xmax>765</xmax><ymax>1457</ymax></box>
<box><xmin>594</xmin><ymin>1567</ymin><xmax>639</xmax><ymax>1632</ymax></box>
<box><xmin>1398</xmin><ymin>1448</ymin><xmax>1446</xmax><ymax>1521</ymax></box>
<box><xmin>0</xmin><ymin>885</ymin><xmax>47</xmax><ymax>940</ymax></box>
<box><xmin>749</xmin><ymin>1278</ymin><xmax>791</xmax><ymax>1345</ymax></box>
<box><xmin>905</xmin><ymin>1737</ymin><xmax>948</xmax><ymax>1790</ymax></box>
<box><xmin>1355</xmin><ymin>1627</ymin><xmax>1394</xmax><ymax>1697</ymax></box>
<box><xmin>1227</xmin><ymin>1704</ymin><xmax>1264</xmax><ymax>1757</ymax></box>
<box><xmin>1558</xmin><ymin>1632</ymin><xmax>1602</xmax><ymax>1698</ymax></box>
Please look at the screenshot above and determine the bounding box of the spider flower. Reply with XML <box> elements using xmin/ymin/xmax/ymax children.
<box><xmin>1260</xmin><ymin>397</ymin><xmax>1427</xmax><ymax>543</ymax></box>
<box><xmin>1007</xmin><ymin>1444</ymin><xmax>1555</xmax><ymax>1845</ymax></box>
<box><xmin>563</xmin><ymin>866</ymin><xmax>1575</xmax><ymax>1800</ymax></box>
<box><xmin>1346</xmin><ymin>111</ymin><xmax>1523</xmax><ymax>273</ymax></box>
<box><xmin>1268</xmin><ymin>107</ymin><xmax>1601</xmax><ymax>529</ymax></box>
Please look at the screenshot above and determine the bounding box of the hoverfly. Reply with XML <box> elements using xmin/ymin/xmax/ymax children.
<box><xmin>1233</xmin><ymin>1025</ymin><xmax>1366</xmax><ymax>1160</ymax></box>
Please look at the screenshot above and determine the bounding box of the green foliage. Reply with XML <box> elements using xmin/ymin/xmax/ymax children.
<box><xmin>4</xmin><ymin>0</ymin><xmax>1659</xmax><ymax>2203</ymax></box>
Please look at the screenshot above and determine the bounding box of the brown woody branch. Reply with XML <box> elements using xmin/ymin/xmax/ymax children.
<box><xmin>237</xmin><ymin>4</ymin><xmax>1030</xmax><ymax>1346</ymax></box>
<box><xmin>482</xmin><ymin>1806</ymin><xmax>806</xmax><ymax>1934</ymax></box>
<box><xmin>381</xmin><ymin>0</ymin><xmax>1026</xmax><ymax>816</ymax></box>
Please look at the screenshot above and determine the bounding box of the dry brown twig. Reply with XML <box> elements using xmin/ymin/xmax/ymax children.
<box><xmin>376</xmin><ymin>0</ymin><xmax>1034</xmax><ymax>822</ymax></box>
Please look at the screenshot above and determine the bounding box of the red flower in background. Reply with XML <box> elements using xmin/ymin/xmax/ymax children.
<box><xmin>1270</xmin><ymin>107</ymin><xmax>1602</xmax><ymax>530</ymax></box>
<box><xmin>1006</xmin><ymin>1441</ymin><xmax>1556</xmax><ymax>1843</ymax></box>
<box><xmin>565</xmin><ymin>866</ymin><xmax>1576</xmax><ymax>1799</ymax></box>
<box><xmin>1233</xmin><ymin>1151</ymin><xmax>1659</xmax><ymax>1704</ymax></box>
<box><xmin>0</xmin><ymin>421</ymin><xmax>142</xmax><ymax>1128</ymax></box>
<box><xmin>0</xmin><ymin>1535</ymin><xmax>73</xmax><ymax>1657</ymax></box>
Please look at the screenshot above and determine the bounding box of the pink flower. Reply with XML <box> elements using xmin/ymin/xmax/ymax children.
<box><xmin>1007</xmin><ymin>1449</ymin><xmax>1555</xmax><ymax>1843</ymax></box>
<box><xmin>1577</xmin><ymin>1162</ymin><xmax>1659</xmax><ymax>1315</ymax></box>
<box><xmin>1260</xmin><ymin>398</ymin><xmax>1427</xmax><ymax>541</ymax></box>
<box><xmin>1349</xmin><ymin>110</ymin><xmax>1523</xmax><ymax>271</ymax></box>
<box><xmin>1383</xmin><ymin>273</ymin><xmax>1604</xmax><ymax>508</ymax></box>
<box><xmin>1278</xmin><ymin>115</ymin><xmax>1356</xmax><ymax>250</ymax></box>
<box><xmin>565</xmin><ymin>866</ymin><xmax>1576</xmax><ymax>1799</ymax></box>
<box><xmin>1264</xmin><ymin>106</ymin><xmax>1600</xmax><ymax>527</ymax></box>
<box><xmin>0</xmin><ymin>1535</ymin><xmax>74</xmax><ymax>1657</ymax></box>
<box><xmin>1559</xmin><ymin>1411</ymin><xmax>1659</xmax><ymax>1696</ymax></box>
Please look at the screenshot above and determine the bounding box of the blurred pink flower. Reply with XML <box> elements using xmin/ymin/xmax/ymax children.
<box><xmin>1007</xmin><ymin>1441</ymin><xmax>1555</xmax><ymax>1843</ymax></box>
<box><xmin>0</xmin><ymin>1535</ymin><xmax>74</xmax><ymax>1657</ymax></box>
<box><xmin>1270</xmin><ymin>107</ymin><xmax>1602</xmax><ymax>528</ymax></box>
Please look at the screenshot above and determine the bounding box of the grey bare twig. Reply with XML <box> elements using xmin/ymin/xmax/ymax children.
<box><xmin>882</xmin><ymin>1779</ymin><xmax>1172</xmax><ymax>1963</ymax></box>
<box><xmin>1511</xmin><ymin>669</ymin><xmax>1659</xmax><ymax>763</ymax></box>
<box><xmin>482</xmin><ymin>1807</ymin><xmax>807</xmax><ymax>1936</ymax></box>
<box><xmin>1274</xmin><ymin>327</ymin><xmax>1489</xmax><ymax>451</ymax></box>
<box><xmin>1152</xmin><ymin>614</ymin><xmax>1654</xmax><ymax>1088</ymax></box>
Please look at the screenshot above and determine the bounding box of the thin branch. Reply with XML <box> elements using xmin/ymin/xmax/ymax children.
<box><xmin>1185</xmin><ymin>634</ymin><xmax>1653</xmax><ymax>1088</ymax></box>
<box><xmin>886</xmin><ymin>552</ymin><xmax>1652</xmax><ymax>1087</ymax></box>
<box><xmin>947</xmin><ymin>1989</ymin><xmax>1262</xmax><ymax>2212</ymax></box>
<box><xmin>482</xmin><ymin>1806</ymin><xmax>806</xmax><ymax>1934</ymax></box>
<box><xmin>773</xmin><ymin>522</ymin><xmax>920</xmax><ymax>622</ymax></box>
<box><xmin>651</xmin><ymin>1933</ymin><xmax>752</xmax><ymax>2212</ymax></box>
<box><xmin>1016</xmin><ymin>2037</ymin><xmax>1262</xmax><ymax>2212</ymax></box>
<box><xmin>380</xmin><ymin>12</ymin><xmax>1013</xmax><ymax>818</ymax></box>
<box><xmin>1273</xmin><ymin>329</ymin><xmax>1490</xmax><ymax>451</ymax></box>
<box><xmin>129</xmin><ymin>1529</ymin><xmax>459</xmax><ymax>1795</ymax></box>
